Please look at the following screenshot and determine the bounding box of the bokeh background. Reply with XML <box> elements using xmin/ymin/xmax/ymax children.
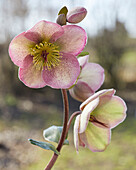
<box><xmin>0</xmin><ymin>0</ymin><xmax>136</xmax><ymax>169</ymax></box>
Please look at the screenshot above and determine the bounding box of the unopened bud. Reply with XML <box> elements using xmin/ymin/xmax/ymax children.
<box><xmin>56</xmin><ymin>14</ymin><xmax>67</xmax><ymax>26</ymax></box>
<box><xmin>67</xmin><ymin>7</ymin><xmax>87</xmax><ymax>24</ymax></box>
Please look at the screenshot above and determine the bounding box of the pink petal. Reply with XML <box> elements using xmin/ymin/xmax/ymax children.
<box><xmin>42</xmin><ymin>53</ymin><xmax>80</xmax><ymax>89</ymax></box>
<box><xmin>9</xmin><ymin>32</ymin><xmax>35</xmax><ymax>67</ymax></box>
<box><xmin>67</xmin><ymin>7</ymin><xmax>87</xmax><ymax>24</ymax></box>
<box><xmin>78</xmin><ymin>55</ymin><xmax>89</xmax><ymax>68</ymax></box>
<box><xmin>80</xmin><ymin>89</ymin><xmax>116</xmax><ymax>111</ymax></box>
<box><xmin>69</xmin><ymin>55</ymin><xmax>104</xmax><ymax>102</ymax></box>
<box><xmin>24</xmin><ymin>32</ymin><xmax>42</xmax><ymax>44</ymax></box>
<box><xmin>69</xmin><ymin>81</ymin><xmax>94</xmax><ymax>102</ymax></box>
<box><xmin>79</xmin><ymin>98</ymin><xmax>99</xmax><ymax>133</ymax></box>
<box><xmin>25</xmin><ymin>20</ymin><xmax>64</xmax><ymax>43</ymax></box>
<box><xmin>55</xmin><ymin>25</ymin><xmax>87</xmax><ymax>56</ymax></box>
<box><xmin>19</xmin><ymin>56</ymin><xmax>46</xmax><ymax>88</ymax></box>
<box><xmin>71</xmin><ymin>62</ymin><xmax>104</xmax><ymax>102</ymax></box>
<box><xmin>79</xmin><ymin>63</ymin><xmax>105</xmax><ymax>91</ymax></box>
<box><xmin>80</xmin><ymin>123</ymin><xmax>111</xmax><ymax>152</ymax></box>
<box><xmin>92</xmin><ymin>95</ymin><xmax>127</xmax><ymax>129</ymax></box>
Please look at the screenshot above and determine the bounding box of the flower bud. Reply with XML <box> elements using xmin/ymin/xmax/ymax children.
<box><xmin>56</xmin><ymin>14</ymin><xmax>67</xmax><ymax>26</ymax></box>
<box><xmin>67</xmin><ymin>7</ymin><xmax>87</xmax><ymax>24</ymax></box>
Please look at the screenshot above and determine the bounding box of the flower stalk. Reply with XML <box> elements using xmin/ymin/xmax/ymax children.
<box><xmin>45</xmin><ymin>89</ymin><xmax>69</xmax><ymax>170</ymax></box>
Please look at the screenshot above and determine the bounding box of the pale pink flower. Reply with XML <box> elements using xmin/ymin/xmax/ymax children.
<box><xmin>67</xmin><ymin>7</ymin><xmax>87</xmax><ymax>24</ymax></box>
<box><xmin>74</xmin><ymin>89</ymin><xmax>127</xmax><ymax>152</ymax></box>
<box><xmin>9</xmin><ymin>20</ymin><xmax>87</xmax><ymax>88</ymax></box>
<box><xmin>69</xmin><ymin>55</ymin><xmax>105</xmax><ymax>102</ymax></box>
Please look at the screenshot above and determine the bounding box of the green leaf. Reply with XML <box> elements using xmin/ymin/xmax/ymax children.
<box><xmin>28</xmin><ymin>139</ymin><xmax>60</xmax><ymax>155</ymax></box>
<box><xmin>58</xmin><ymin>6</ymin><xmax>68</xmax><ymax>17</ymax></box>
<box><xmin>43</xmin><ymin>126</ymin><xmax>69</xmax><ymax>145</ymax></box>
<box><xmin>78</xmin><ymin>52</ymin><xmax>89</xmax><ymax>58</ymax></box>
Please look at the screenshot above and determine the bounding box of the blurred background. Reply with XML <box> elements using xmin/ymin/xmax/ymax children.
<box><xmin>0</xmin><ymin>0</ymin><xmax>136</xmax><ymax>169</ymax></box>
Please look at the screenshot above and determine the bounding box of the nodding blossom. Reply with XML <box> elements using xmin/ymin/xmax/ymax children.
<box><xmin>69</xmin><ymin>55</ymin><xmax>105</xmax><ymax>102</ymax></box>
<box><xmin>74</xmin><ymin>89</ymin><xmax>127</xmax><ymax>152</ymax></box>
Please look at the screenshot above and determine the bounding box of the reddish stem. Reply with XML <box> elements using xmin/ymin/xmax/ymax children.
<box><xmin>45</xmin><ymin>89</ymin><xmax>69</xmax><ymax>170</ymax></box>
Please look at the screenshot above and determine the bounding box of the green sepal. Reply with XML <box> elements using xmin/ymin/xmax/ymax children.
<box><xmin>28</xmin><ymin>139</ymin><xmax>60</xmax><ymax>155</ymax></box>
<box><xmin>78</xmin><ymin>51</ymin><xmax>89</xmax><ymax>58</ymax></box>
<box><xmin>58</xmin><ymin>6</ymin><xmax>68</xmax><ymax>17</ymax></box>
<box><xmin>43</xmin><ymin>126</ymin><xmax>69</xmax><ymax>145</ymax></box>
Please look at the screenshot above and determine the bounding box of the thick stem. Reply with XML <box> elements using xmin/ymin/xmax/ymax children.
<box><xmin>45</xmin><ymin>89</ymin><xmax>69</xmax><ymax>170</ymax></box>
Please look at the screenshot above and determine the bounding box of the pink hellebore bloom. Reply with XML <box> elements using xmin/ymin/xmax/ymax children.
<box><xmin>9</xmin><ymin>20</ymin><xmax>87</xmax><ymax>88</ymax></box>
<box><xmin>67</xmin><ymin>7</ymin><xmax>87</xmax><ymax>24</ymax></box>
<box><xmin>69</xmin><ymin>55</ymin><xmax>105</xmax><ymax>102</ymax></box>
<box><xmin>74</xmin><ymin>89</ymin><xmax>127</xmax><ymax>152</ymax></box>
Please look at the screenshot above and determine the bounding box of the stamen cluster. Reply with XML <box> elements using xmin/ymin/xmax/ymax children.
<box><xmin>30</xmin><ymin>42</ymin><xmax>62</xmax><ymax>70</ymax></box>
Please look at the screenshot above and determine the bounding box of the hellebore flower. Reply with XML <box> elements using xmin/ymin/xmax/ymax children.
<box><xmin>67</xmin><ymin>7</ymin><xmax>87</xmax><ymax>24</ymax></box>
<box><xmin>74</xmin><ymin>89</ymin><xmax>127</xmax><ymax>152</ymax></box>
<box><xmin>69</xmin><ymin>55</ymin><xmax>105</xmax><ymax>102</ymax></box>
<box><xmin>9</xmin><ymin>20</ymin><xmax>87</xmax><ymax>88</ymax></box>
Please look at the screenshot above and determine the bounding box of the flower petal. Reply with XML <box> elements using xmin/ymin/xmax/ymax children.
<box><xmin>19</xmin><ymin>56</ymin><xmax>46</xmax><ymax>88</ymax></box>
<box><xmin>79</xmin><ymin>98</ymin><xmax>99</xmax><ymax>133</ymax></box>
<box><xmin>78</xmin><ymin>55</ymin><xmax>89</xmax><ymax>68</ymax></box>
<box><xmin>9</xmin><ymin>32</ymin><xmax>35</xmax><ymax>67</ymax></box>
<box><xmin>55</xmin><ymin>25</ymin><xmax>87</xmax><ymax>56</ymax></box>
<box><xmin>92</xmin><ymin>95</ymin><xmax>127</xmax><ymax>128</ymax></box>
<box><xmin>25</xmin><ymin>20</ymin><xmax>64</xmax><ymax>43</ymax></box>
<box><xmin>42</xmin><ymin>53</ymin><xmax>80</xmax><ymax>89</ymax></box>
<box><xmin>67</xmin><ymin>7</ymin><xmax>87</xmax><ymax>24</ymax></box>
<box><xmin>69</xmin><ymin>81</ymin><xmax>94</xmax><ymax>102</ymax></box>
<box><xmin>79</xmin><ymin>63</ymin><xmax>105</xmax><ymax>91</ymax></box>
<box><xmin>74</xmin><ymin>115</ymin><xmax>80</xmax><ymax>152</ymax></box>
<box><xmin>24</xmin><ymin>31</ymin><xmax>42</xmax><ymax>44</ymax></box>
<box><xmin>80</xmin><ymin>123</ymin><xmax>111</xmax><ymax>152</ymax></box>
<box><xmin>80</xmin><ymin>89</ymin><xmax>116</xmax><ymax>111</ymax></box>
<box><xmin>69</xmin><ymin>55</ymin><xmax>105</xmax><ymax>102</ymax></box>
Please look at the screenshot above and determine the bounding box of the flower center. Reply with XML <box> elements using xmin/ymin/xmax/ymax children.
<box><xmin>30</xmin><ymin>41</ymin><xmax>62</xmax><ymax>70</ymax></box>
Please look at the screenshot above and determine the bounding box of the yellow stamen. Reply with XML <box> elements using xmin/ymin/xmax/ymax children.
<box><xmin>30</xmin><ymin>41</ymin><xmax>62</xmax><ymax>70</ymax></box>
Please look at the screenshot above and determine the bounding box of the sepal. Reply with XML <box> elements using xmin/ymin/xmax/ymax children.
<box><xmin>43</xmin><ymin>125</ymin><xmax>69</xmax><ymax>145</ymax></box>
<box><xmin>28</xmin><ymin>139</ymin><xmax>60</xmax><ymax>155</ymax></box>
<box><xmin>78</xmin><ymin>51</ymin><xmax>89</xmax><ymax>58</ymax></box>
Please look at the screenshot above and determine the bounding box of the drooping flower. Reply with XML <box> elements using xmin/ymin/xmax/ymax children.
<box><xmin>74</xmin><ymin>89</ymin><xmax>127</xmax><ymax>152</ymax></box>
<box><xmin>9</xmin><ymin>20</ymin><xmax>87</xmax><ymax>88</ymax></box>
<box><xmin>69</xmin><ymin>55</ymin><xmax>105</xmax><ymax>102</ymax></box>
<box><xmin>67</xmin><ymin>7</ymin><xmax>87</xmax><ymax>24</ymax></box>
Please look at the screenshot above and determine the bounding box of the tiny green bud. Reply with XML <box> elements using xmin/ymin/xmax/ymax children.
<box><xmin>58</xmin><ymin>6</ymin><xmax>68</xmax><ymax>16</ymax></box>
